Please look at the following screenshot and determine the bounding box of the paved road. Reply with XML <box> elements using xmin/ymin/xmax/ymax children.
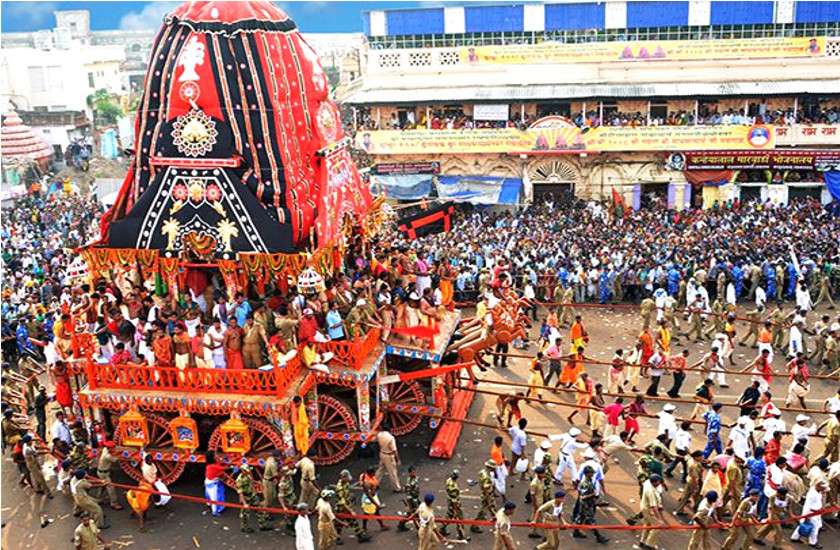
<box><xmin>2</xmin><ymin>305</ymin><xmax>838</xmax><ymax>549</ymax></box>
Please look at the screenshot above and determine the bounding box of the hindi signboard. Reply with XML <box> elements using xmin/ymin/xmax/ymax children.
<box><xmin>459</xmin><ymin>37</ymin><xmax>825</xmax><ymax>65</ymax></box>
<box><xmin>685</xmin><ymin>150</ymin><xmax>840</xmax><ymax>170</ymax></box>
<box><xmin>355</xmin><ymin>125</ymin><xmax>775</xmax><ymax>154</ymax></box>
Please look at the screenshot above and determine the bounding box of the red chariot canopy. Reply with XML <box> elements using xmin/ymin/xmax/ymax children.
<box><xmin>102</xmin><ymin>0</ymin><xmax>371</xmax><ymax>255</ymax></box>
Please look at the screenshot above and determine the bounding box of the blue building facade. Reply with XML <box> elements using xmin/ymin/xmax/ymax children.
<box><xmin>364</xmin><ymin>1</ymin><xmax>840</xmax><ymax>36</ymax></box>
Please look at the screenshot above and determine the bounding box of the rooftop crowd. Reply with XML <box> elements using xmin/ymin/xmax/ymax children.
<box><xmin>354</xmin><ymin>102</ymin><xmax>840</xmax><ymax>132</ymax></box>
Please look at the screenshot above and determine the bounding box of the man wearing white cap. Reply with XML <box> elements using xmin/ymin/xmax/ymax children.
<box><xmin>533</xmin><ymin>439</ymin><xmax>552</xmax><ymax>471</ymax></box>
<box><xmin>792</xmin><ymin>414</ymin><xmax>817</xmax><ymax>451</ymax></box>
<box><xmin>657</xmin><ymin>404</ymin><xmax>678</xmax><ymax>446</ymax></box>
<box><xmin>576</xmin><ymin>447</ymin><xmax>605</xmax><ymax>496</ymax></box>
<box><xmin>552</xmin><ymin>428</ymin><xmax>588</xmax><ymax>486</ymax></box>
<box><xmin>791</xmin><ymin>480</ymin><xmax>827</xmax><ymax>548</ymax></box>
<box><xmin>727</xmin><ymin>417</ymin><xmax>752</xmax><ymax>460</ymax></box>
<box><xmin>762</xmin><ymin>411</ymin><xmax>786</xmax><ymax>445</ymax></box>
<box><xmin>710</xmin><ymin>336</ymin><xmax>729</xmax><ymax>387</ymax></box>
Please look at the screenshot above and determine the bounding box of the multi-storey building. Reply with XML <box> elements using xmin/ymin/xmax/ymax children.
<box><xmin>342</xmin><ymin>0</ymin><xmax>840</xmax><ymax>208</ymax></box>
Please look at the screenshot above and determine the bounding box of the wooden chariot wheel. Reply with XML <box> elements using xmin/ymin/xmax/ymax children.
<box><xmin>115</xmin><ymin>413</ymin><xmax>186</xmax><ymax>485</ymax></box>
<box><xmin>311</xmin><ymin>395</ymin><xmax>357</xmax><ymax>466</ymax></box>
<box><xmin>207</xmin><ymin>416</ymin><xmax>287</xmax><ymax>491</ymax></box>
<box><xmin>381</xmin><ymin>380</ymin><xmax>425</xmax><ymax>436</ymax></box>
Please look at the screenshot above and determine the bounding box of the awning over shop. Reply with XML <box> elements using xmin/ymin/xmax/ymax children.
<box><xmin>343</xmin><ymin>79</ymin><xmax>840</xmax><ymax>105</ymax></box>
<box><xmin>370</xmin><ymin>174</ymin><xmax>434</xmax><ymax>200</ymax></box>
<box><xmin>436</xmin><ymin>175</ymin><xmax>521</xmax><ymax>205</ymax></box>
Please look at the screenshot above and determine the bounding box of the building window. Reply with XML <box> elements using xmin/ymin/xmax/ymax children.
<box><xmin>28</xmin><ymin>66</ymin><xmax>47</xmax><ymax>93</ymax></box>
<box><xmin>88</xmin><ymin>72</ymin><xmax>95</xmax><ymax>88</ymax></box>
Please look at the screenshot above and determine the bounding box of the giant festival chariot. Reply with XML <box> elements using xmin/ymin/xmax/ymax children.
<box><xmin>64</xmin><ymin>0</ymin><xmax>526</xmax><ymax>490</ymax></box>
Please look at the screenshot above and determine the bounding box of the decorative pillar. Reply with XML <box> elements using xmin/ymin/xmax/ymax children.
<box><xmin>277</xmin><ymin>415</ymin><xmax>295</xmax><ymax>457</ymax></box>
<box><xmin>426</xmin><ymin>106</ymin><xmax>431</xmax><ymax>129</ymax></box>
<box><xmin>306</xmin><ymin>390</ymin><xmax>319</xmax><ymax>431</ymax></box>
<box><xmin>356</xmin><ymin>383</ymin><xmax>371</xmax><ymax>432</ymax></box>
<box><xmin>599</xmin><ymin>101</ymin><xmax>603</xmax><ymax>124</ymax></box>
<box><xmin>793</xmin><ymin>97</ymin><xmax>798</xmax><ymax>120</ymax></box>
<box><xmin>694</xmin><ymin>100</ymin><xmax>699</xmax><ymax>125</ymax></box>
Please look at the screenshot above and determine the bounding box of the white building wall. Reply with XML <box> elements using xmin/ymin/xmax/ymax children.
<box><xmin>775</xmin><ymin>0</ymin><xmax>795</xmax><ymax>24</ymax></box>
<box><xmin>605</xmin><ymin>1</ymin><xmax>627</xmax><ymax>29</ymax></box>
<box><xmin>523</xmin><ymin>4</ymin><xmax>545</xmax><ymax>32</ymax></box>
<box><xmin>369</xmin><ymin>11</ymin><xmax>387</xmax><ymax>37</ymax></box>
<box><xmin>0</xmin><ymin>41</ymin><xmax>125</xmax><ymax>112</ymax></box>
<box><xmin>688</xmin><ymin>1</ymin><xmax>711</xmax><ymax>26</ymax></box>
<box><xmin>444</xmin><ymin>7</ymin><xmax>466</xmax><ymax>34</ymax></box>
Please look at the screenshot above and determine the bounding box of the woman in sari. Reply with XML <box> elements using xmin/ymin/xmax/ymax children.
<box><xmin>203</xmin><ymin>452</ymin><xmax>226</xmax><ymax>516</ymax></box>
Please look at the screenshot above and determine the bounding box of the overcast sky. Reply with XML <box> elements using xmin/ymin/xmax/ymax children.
<box><xmin>1</xmin><ymin>1</ymin><xmax>437</xmax><ymax>33</ymax></box>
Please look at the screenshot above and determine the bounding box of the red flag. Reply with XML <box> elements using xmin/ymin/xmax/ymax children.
<box><xmin>612</xmin><ymin>188</ymin><xmax>630</xmax><ymax>215</ymax></box>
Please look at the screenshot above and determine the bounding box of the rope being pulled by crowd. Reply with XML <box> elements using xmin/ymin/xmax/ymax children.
<box><xmin>484</xmin><ymin>349</ymin><xmax>840</xmax><ymax>383</ymax></box>
<box><xmin>95</xmin><ymin>477</ymin><xmax>840</xmax><ymax>532</ymax></box>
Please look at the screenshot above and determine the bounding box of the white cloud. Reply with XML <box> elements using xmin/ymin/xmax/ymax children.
<box><xmin>4</xmin><ymin>1</ymin><xmax>58</xmax><ymax>28</ymax></box>
<box><xmin>118</xmin><ymin>1</ymin><xmax>179</xmax><ymax>31</ymax></box>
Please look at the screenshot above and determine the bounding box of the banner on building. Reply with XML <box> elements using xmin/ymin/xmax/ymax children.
<box><xmin>459</xmin><ymin>36</ymin><xmax>825</xmax><ymax>65</ymax></box>
<box><xmin>684</xmin><ymin>150</ymin><xmax>840</xmax><ymax>171</ymax></box>
<box><xmin>473</xmin><ymin>104</ymin><xmax>510</xmax><ymax>121</ymax></box>
<box><xmin>355</xmin><ymin>125</ymin><xmax>775</xmax><ymax>154</ymax></box>
<box><xmin>775</xmin><ymin>124</ymin><xmax>840</xmax><ymax>146</ymax></box>
<box><xmin>373</xmin><ymin>161</ymin><xmax>440</xmax><ymax>175</ymax></box>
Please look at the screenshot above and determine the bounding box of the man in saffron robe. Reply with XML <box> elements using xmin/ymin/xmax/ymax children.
<box><xmin>291</xmin><ymin>395</ymin><xmax>310</xmax><ymax>455</ymax></box>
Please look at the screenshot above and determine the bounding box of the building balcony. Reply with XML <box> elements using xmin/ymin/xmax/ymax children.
<box><xmin>343</xmin><ymin>36</ymin><xmax>840</xmax><ymax>104</ymax></box>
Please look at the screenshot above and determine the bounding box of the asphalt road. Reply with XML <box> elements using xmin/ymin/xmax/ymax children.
<box><xmin>2</xmin><ymin>304</ymin><xmax>838</xmax><ymax>550</ymax></box>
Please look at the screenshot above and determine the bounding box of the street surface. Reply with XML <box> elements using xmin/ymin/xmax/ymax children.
<box><xmin>2</xmin><ymin>305</ymin><xmax>838</xmax><ymax>549</ymax></box>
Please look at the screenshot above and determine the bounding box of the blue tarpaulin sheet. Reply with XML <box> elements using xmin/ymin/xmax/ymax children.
<box><xmin>370</xmin><ymin>174</ymin><xmax>433</xmax><ymax>200</ymax></box>
<box><xmin>436</xmin><ymin>175</ymin><xmax>521</xmax><ymax>205</ymax></box>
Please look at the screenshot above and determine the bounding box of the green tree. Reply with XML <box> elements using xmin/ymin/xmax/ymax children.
<box><xmin>87</xmin><ymin>89</ymin><xmax>123</xmax><ymax>126</ymax></box>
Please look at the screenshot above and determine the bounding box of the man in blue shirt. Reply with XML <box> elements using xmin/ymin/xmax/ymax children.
<box><xmin>702</xmin><ymin>403</ymin><xmax>723</xmax><ymax>458</ymax></box>
<box><xmin>234</xmin><ymin>292</ymin><xmax>252</xmax><ymax>327</ymax></box>
<box><xmin>15</xmin><ymin>318</ymin><xmax>35</xmax><ymax>356</ymax></box>
<box><xmin>325</xmin><ymin>302</ymin><xmax>345</xmax><ymax>341</ymax></box>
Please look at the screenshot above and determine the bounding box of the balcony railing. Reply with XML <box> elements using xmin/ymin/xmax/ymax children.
<box><xmin>315</xmin><ymin>328</ymin><xmax>381</xmax><ymax>370</ymax></box>
<box><xmin>85</xmin><ymin>357</ymin><xmax>304</xmax><ymax>398</ymax></box>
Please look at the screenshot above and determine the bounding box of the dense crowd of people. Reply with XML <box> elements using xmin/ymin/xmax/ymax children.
<box><xmin>354</xmin><ymin>102</ymin><xmax>840</xmax><ymax>132</ymax></box>
<box><xmin>1</xmin><ymin>188</ymin><xmax>839</xmax><ymax>550</ymax></box>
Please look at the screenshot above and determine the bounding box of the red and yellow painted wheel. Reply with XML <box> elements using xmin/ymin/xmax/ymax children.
<box><xmin>115</xmin><ymin>413</ymin><xmax>186</xmax><ymax>485</ymax></box>
<box><xmin>382</xmin><ymin>380</ymin><xmax>425</xmax><ymax>436</ymax></box>
<box><xmin>312</xmin><ymin>395</ymin><xmax>357</xmax><ymax>466</ymax></box>
<box><xmin>207</xmin><ymin>417</ymin><xmax>286</xmax><ymax>491</ymax></box>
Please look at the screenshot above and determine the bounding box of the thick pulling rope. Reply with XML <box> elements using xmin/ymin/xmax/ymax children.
<box><xmin>467</xmin><ymin>361</ymin><xmax>836</xmax><ymax>415</ymax></box>
<box><xmin>443</xmin><ymin>383</ymin><xmax>827</xmax><ymax>439</ymax></box>
<box><xmin>484</xmin><ymin>349</ymin><xmax>839</xmax><ymax>382</ymax></box>
<box><xmin>96</xmin><ymin>477</ymin><xmax>840</xmax><ymax>532</ymax></box>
